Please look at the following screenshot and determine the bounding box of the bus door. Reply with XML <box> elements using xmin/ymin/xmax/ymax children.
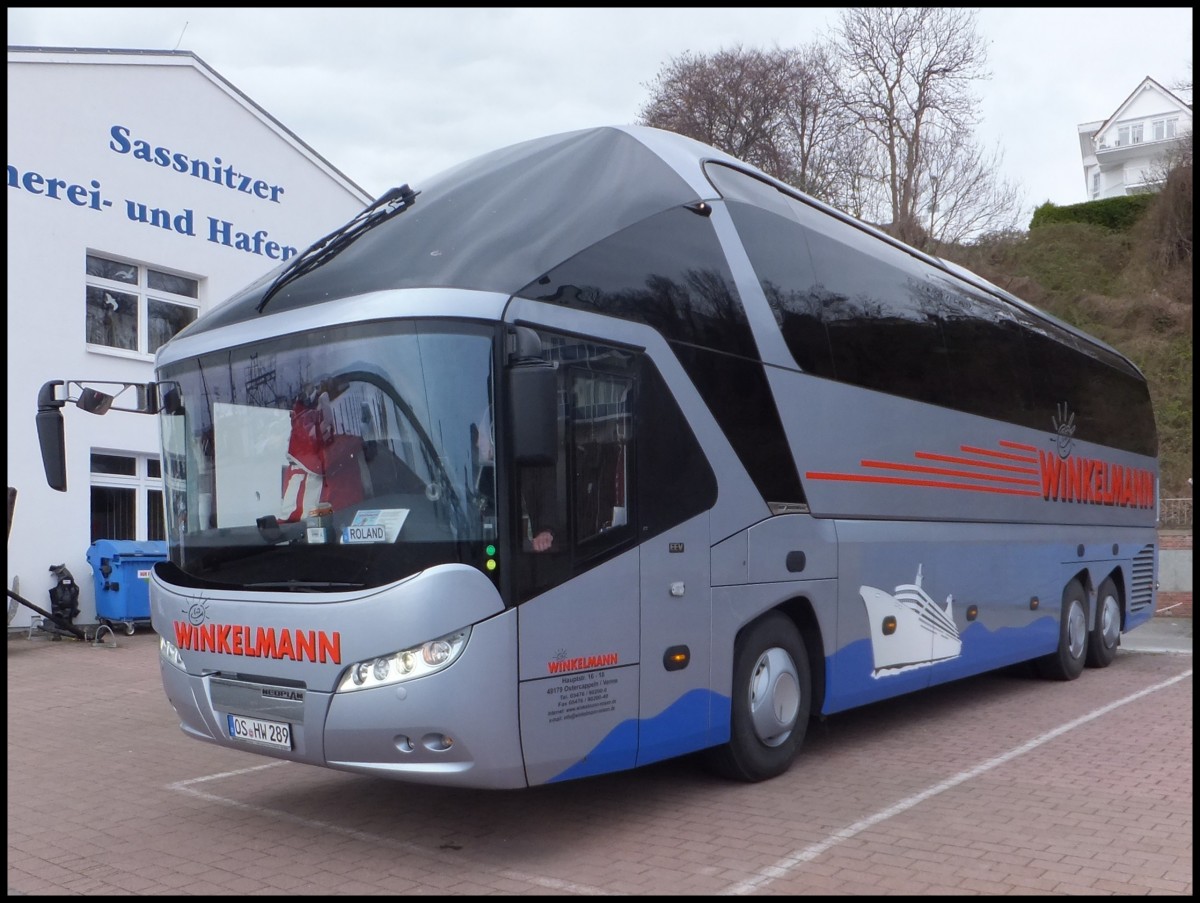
<box><xmin>515</xmin><ymin>341</ymin><xmax>718</xmax><ymax>784</ymax></box>
<box><xmin>515</xmin><ymin>360</ymin><xmax>643</xmax><ymax>785</ymax></box>
<box><xmin>635</xmin><ymin>511</ymin><xmax>713</xmax><ymax>768</ymax></box>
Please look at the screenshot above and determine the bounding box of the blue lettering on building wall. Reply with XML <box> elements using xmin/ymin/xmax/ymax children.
<box><xmin>126</xmin><ymin>200</ymin><xmax>195</xmax><ymax>235</ymax></box>
<box><xmin>108</xmin><ymin>125</ymin><xmax>287</xmax><ymax>202</ymax></box>
<box><xmin>207</xmin><ymin>218</ymin><xmax>293</xmax><ymax>260</ymax></box>
<box><xmin>8</xmin><ymin>122</ymin><xmax>304</xmax><ymax>261</ymax></box>
<box><xmin>6</xmin><ymin>164</ymin><xmax>108</xmax><ymax>209</ymax></box>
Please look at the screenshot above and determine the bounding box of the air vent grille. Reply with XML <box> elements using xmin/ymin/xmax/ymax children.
<box><xmin>1129</xmin><ymin>543</ymin><xmax>1155</xmax><ymax>612</ymax></box>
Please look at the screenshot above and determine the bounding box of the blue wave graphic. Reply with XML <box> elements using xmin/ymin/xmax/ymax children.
<box><xmin>548</xmin><ymin>688</ymin><xmax>731</xmax><ymax>783</ymax></box>
<box><xmin>824</xmin><ymin>617</ymin><xmax>1059</xmax><ymax>713</ymax></box>
<box><xmin>549</xmin><ymin>616</ymin><xmax>1064</xmax><ymax>780</ymax></box>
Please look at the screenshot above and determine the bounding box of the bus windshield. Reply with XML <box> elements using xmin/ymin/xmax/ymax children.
<box><xmin>156</xmin><ymin>320</ymin><xmax>498</xmax><ymax>591</ymax></box>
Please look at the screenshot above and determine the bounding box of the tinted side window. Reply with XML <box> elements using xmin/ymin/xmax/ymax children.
<box><xmin>671</xmin><ymin>344</ymin><xmax>806</xmax><ymax>507</ymax></box>
<box><xmin>521</xmin><ymin>206</ymin><xmax>804</xmax><ymax>510</ymax></box>
<box><xmin>570</xmin><ymin>369</ymin><xmax>635</xmax><ymax>556</ymax></box>
<box><xmin>932</xmin><ymin>276</ymin><xmax>1037</xmax><ymax>424</ymax></box>
<box><xmin>705</xmin><ymin>163</ymin><xmax>1156</xmax><ymax>457</ymax></box>
<box><xmin>1073</xmin><ymin>353</ymin><xmax>1156</xmax><ymax>455</ymax></box>
<box><xmin>1019</xmin><ymin>314</ymin><xmax>1156</xmax><ymax>455</ymax></box>
<box><xmin>1018</xmin><ymin>315</ymin><xmax>1092</xmax><ymax>431</ymax></box>
<box><xmin>724</xmin><ymin>200</ymin><xmax>836</xmax><ymax>378</ymax></box>
<box><xmin>517</xmin><ymin>207</ymin><xmax>757</xmax><ymax>360</ymax></box>
<box><xmin>512</xmin><ymin>331</ymin><xmax>717</xmax><ymax>604</ymax></box>
<box><xmin>637</xmin><ymin>358</ymin><xmax>718</xmax><ymax>539</ymax></box>
<box><xmin>802</xmin><ymin>220</ymin><xmax>953</xmax><ymax>408</ymax></box>
<box><xmin>704</xmin><ymin>162</ymin><xmax>795</xmax><ymax>217</ymax></box>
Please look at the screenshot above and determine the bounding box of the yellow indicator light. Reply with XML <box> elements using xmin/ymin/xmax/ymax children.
<box><xmin>663</xmin><ymin>645</ymin><xmax>690</xmax><ymax>671</ymax></box>
<box><xmin>486</xmin><ymin>559</ymin><xmax>497</xmax><ymax>571</ymax></box>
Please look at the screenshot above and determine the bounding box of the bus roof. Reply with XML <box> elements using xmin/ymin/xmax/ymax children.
<box><xmin>174</xmin><ymin>125</ymin><xmax>1142</xmax><ymax>379</ymax></box>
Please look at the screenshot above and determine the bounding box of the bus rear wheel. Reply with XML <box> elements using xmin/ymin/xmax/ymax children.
<box><xmin>1086</xmin><ymin>577</ymin><xmax>1121</xmax><ymax>669</ymax></box>
<box><xmin>704</xmin><ymin>612</ymin><xmax>811</xmax><ymax>782</ymax></box>
<box><xmin>1037</xmin><ymin>579</ymin><xmax>1088</xmax><ymax>681</ymax></box>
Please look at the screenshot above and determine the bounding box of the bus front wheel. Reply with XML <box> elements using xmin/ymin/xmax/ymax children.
<box><xmin>1085</xmin><ymin>577</ymin><xmax>1121</xmax><ymax>669</ymax></box>
<box><xmin>705</xmin><ymin>612</ymin><xmax>811</xmax><ymax>782</ymax></box>
<box><xmin>1037</xmin><ymin>579</ymin><xmax>1088</xmax><ymax>681</ymax></box>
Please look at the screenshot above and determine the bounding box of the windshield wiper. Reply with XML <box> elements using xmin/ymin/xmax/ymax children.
<box><xmin>256</xmin><ymin>184</ymin><xmax>420</xmax><ymax>314</ymax></box>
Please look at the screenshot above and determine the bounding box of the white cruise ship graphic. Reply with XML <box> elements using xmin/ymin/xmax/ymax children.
<box><xmin>860</xmin><ymin>565</ymin><xmax>961</xmax><ymax>676</ymax></box>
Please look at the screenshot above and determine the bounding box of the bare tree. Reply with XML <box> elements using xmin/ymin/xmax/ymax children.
<box><xmin>770</xmin><ymin>44</ymin><xmax>854</xmax><ymax>200</ymax></box>
<box><xmin>1146</xmin><ymin>126</ymin><xmax>1193</xmax><ymax>187</ymax></box>
<box><xmin>833</xmin><ymin>8</ymin><xmax>1016</xmax><ymax>247</ymax></box>
<box><xmin>1171</xmin><ymin>61</ymin><xmax>1192</xmax><ymax>100</ymax></box>
<box><xmin>1141</xmin><ymin>123</ymin><xmax>1192</xmax><ymax>274</ymax></box>
<box><xmin>636</xmin><ymin>16</ymin><xmax>1021</xmax><ymax>248</ymax></box>
<box><xmin>637</xmin><ymin>44</ymin><xmax>843</xmax><ymax>197</ymax></box>
<box><xmin>920</xmin><ymin>134</ymin><xmax>1022</xmax><ymax>250</ymax></box>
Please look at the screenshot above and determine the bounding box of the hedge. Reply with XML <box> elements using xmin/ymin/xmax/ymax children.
<box><xmin>1030</xmin><ymin>194</ymin><xmax>1156</xmax><ymax>232</ymax></box>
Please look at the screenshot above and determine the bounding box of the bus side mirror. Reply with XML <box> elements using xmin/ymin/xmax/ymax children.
<box><xmin>157</xmin><ymin>383</ymin><xmax>183</xmax><ymax>415</ymax></box>
<box><xmin>76</xmin><ymin>386</ymin><xmax>115</xmax><ymax>415</ymax></box>
<box><xmin>36</xmin><ymin>379</ymin><xmax>163</xmax><ymax>492</ymax></box>
<box><xmin>507</xmin><ymin>363</ymin><xmax>557</xmax><ymax>465</ymax></box>
<box><xmin>36</xmin><ymin>381</ymin><xmax>67</xmax><ymax>492</ymax></box>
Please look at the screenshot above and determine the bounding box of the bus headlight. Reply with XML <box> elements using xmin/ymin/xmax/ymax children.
<box><xmin>159</xmin><ymin>634</ymin><xmax>185</xmax><ymax>670</ymax></box>
<box><xmin>336</xmin><ymin>627</ymin><xmax>471</xmax><ymax>693</ymax></box>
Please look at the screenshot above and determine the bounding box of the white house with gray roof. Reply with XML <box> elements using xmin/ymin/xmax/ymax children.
<box><xmin>1077</xmin><ymin>75</ymin><xmax>1192</xmax><ymax>200</ymax></box>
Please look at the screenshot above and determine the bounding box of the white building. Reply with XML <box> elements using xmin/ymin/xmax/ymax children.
<box><xmin>7</xmin><ymin>46</ymin><xmax>372</xmax><ymax>631</ymax></box>
<box><xmin>1078</xmin><ymin>76</ymin><xmax>1193</xmax><ymax>200</ymax></box>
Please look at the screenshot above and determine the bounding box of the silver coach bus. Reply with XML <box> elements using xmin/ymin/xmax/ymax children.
<box><xmin>38</xmin><ymin>126</ymin><xmax>1159</xmax><ymax>788</ymax></box>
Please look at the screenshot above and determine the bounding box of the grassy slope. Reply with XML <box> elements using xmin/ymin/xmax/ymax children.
<box><xmin>941</xmin><ymin>178</ymin><xmax>1192</xmax><ymax>499</ymax></box>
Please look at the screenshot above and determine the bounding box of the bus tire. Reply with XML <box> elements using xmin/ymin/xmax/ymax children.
<box><xmin>1036</xmin><ymin>579</ymin><xmax>1088</xmax><ymax>681</ymax></box>
<box><xmin>705</xmin><ymin>612</ymin><xmax>810</xmax><ymax>782</ymax></box>
<box><xmin>1086</xmin><ymin>577</ymin><xmax>1121</xmax><ymax>669</ymax></box>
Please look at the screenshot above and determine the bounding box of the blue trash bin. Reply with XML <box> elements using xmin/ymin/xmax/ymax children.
<box><xmin>86</xmin><ymin>539</ymin><xmax>167</xmax><ymax>633</ymax></box>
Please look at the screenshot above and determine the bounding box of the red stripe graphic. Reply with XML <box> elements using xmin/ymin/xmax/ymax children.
<box><xmin>959</xmin><ymin>444</ymin><xmax>1039</xmax><ymax>464</ymax></box>
<box><xmin>860</xmin><ymin>460</ymin><xmax>1040</xmax><ymax>487</ymax></box>
<box><xmin>803</xmin><ymin>472</ymin><xmax>1042</xmax><ymax>496</ymax></box>
<box><xmin>998</xmin><ymin>440</ymin><xmax>1038</xmax><ymax>453</ymax></box>
<box><xmin>914</xmin><ymin>451</ymin><xmax>1038</xmax><ymax>475</ymax></box>
<box><xmin>806</xmin><ymin>437</ymin><xmax>1045</xmax><ymax>497</ymax></box>
<box><xmin>806</xmin><ymin>436</ymin><xmax>1155</xmax><ymax>509</ymax></box>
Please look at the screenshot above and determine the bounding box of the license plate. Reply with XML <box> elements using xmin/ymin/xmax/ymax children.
<box><xmin>227</xmin><ymin>713</ymin><xmax>292</xmax><ymax>749</ymax></box>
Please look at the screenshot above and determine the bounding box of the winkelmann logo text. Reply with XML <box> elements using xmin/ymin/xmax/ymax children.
<box><xmin>172</xmin><ymin>621</ymin><xmax>342</xmax><ymax>663</ymax></box>
<box><xmin>1037</xmin><ymin>451</ymin><xmax>1155</xmax><ymax>508</ymax></box>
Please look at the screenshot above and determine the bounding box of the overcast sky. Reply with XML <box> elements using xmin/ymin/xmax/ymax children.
<box><xmin>8</xmin><ymin>7</ymin><xmax>1194</xmax><ymax>223</ymax></box>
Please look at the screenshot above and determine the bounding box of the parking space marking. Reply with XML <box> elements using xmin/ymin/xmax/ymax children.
<box><xmin>168</xmin><ymin>760</ymin><xmax>289</xmax><ymax>789</ymax></box>
<box><xmin>723</xmin><ymin>668</ymin><xmax>1193</xmax><ymax>896</ymax></box>
<box><xmin>168</xmin><ymin>761</ymin><xmax>614</xmax><ymax>895</ymax></box>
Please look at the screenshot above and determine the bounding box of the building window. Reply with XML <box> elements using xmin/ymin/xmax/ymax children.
<box><xmin>86</xmin><ymin>253</ymin><xmax>199</xmax><ymax>356</ymax></box>
<box><xmin>90</xmin><ymin>451</ymin><xmax>165</xmax><ymax>542</ymax></box>
<box><xmin>1152</xmin><ymin>118</ymin><xmax>1178</xmax><ymax>141</ymax></box>
<box><xmin>1092</xmin><ymin>172</ymin><xmax>1101</xmax><ymax>197</ymax></box>
<box><xmin>1117</xmin><ymin>124</ymin><xmax>1144</xmax><ymax>147</ymax></box>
